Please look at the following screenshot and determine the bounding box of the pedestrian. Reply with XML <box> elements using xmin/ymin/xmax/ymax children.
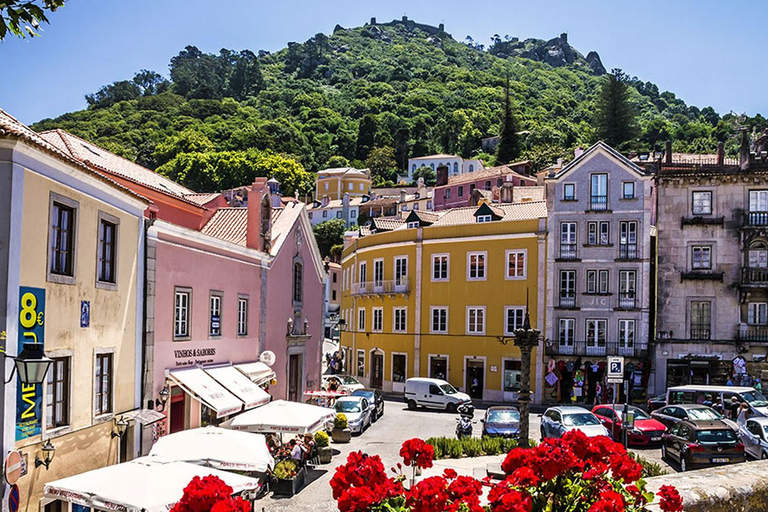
<box><xmin>728</xmin><ymin>396</ymin><xmax>741</xmax><ymax>420</ymax></box>
<box><xmin>737</xmin><ymin>402</ymin><xmax>750</xmax><ymax>429</ymax></box>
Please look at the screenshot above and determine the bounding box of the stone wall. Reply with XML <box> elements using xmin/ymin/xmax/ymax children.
<box><xmin>645</xmin><ymin>460</ymin><xmax>768</xmax><ymax>511</ymax></box>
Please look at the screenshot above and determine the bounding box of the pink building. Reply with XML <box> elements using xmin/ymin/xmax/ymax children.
<box><xmin>433</xmin><ymin>162</ymin><xmax>536</xmax><ymax>211</ymax></box>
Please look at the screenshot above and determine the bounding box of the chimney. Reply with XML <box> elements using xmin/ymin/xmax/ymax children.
<box><xmin>574</xmin><ymin>147</ymin><xmax>584</xmax><ymax>159</ymax></box>
<box><xmin>246</xmin><ymin>178</ymin><xmax>270</xmax><ymax>251</ymax></box>
<box><xmin>740</xmin><ymin>130</ymin><xmax>751</xmax><ymax>171</ymax></box>
<box><xmin>436</xmin><ymin>165</ymin><xmax>449</xmax><ymax>187</ymax></box>
<box><xmin>717</xmin><ymin>142</ymin><xmax>725</xmax><ymax>166</ymax></box>
<box><xmin>500</xmin><ymin>182</ymin><xmax>514</xmax><ymax>203</ymax></box>
<box><xmin>665</xmin><ymin>140</ymin><xmax>672</xmax><ymax>165</ymax></box>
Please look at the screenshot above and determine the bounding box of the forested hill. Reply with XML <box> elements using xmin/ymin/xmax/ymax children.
<box><xmin>31</xmin><ymin>18</ymin><xmax>766</xmax><ymax>194</ymax></box>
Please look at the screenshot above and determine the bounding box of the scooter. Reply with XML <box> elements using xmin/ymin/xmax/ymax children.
<box><xmin>455</xmin><ymin>403</ymin><xmax>476</xmax><ymax>439</ymax></box>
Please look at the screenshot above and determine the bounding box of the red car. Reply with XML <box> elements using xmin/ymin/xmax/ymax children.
<box><xmin>592</xmin><ymin>404</ymin><xmax>667</xmax><ymax>446</ymax></box>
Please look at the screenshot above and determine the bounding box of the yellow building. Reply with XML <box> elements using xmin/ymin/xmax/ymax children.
<box><xmin>1</xmin><ymin>109</ymin><xmax>149</xmax><ymax>511</ymax></box>
<box><xmin>315</xmin><ymin>167</ymin><xmax>372</xmax><ymax>200</ymax></box>
<box><xmin>339</xmin><ymin>201</ymin><xmax>547</xmax><ymax>402</ymax></box>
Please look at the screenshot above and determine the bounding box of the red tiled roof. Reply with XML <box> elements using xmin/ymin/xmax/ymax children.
<box><xmin>201</xmin><ymin>208</ymin><xmax>248</xmax><ymax>246</ymax></box>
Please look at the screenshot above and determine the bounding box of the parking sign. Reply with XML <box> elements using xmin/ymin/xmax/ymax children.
<box><xmin>607</xmin><ymin>356</ymin><xmax>624</xmax><ymax>384</ymax></box>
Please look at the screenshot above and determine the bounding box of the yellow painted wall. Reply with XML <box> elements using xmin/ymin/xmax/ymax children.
<box><xmin>14</xmin><ymin>169</ymin><xmax>141</xmax><ymax>512</ymax></box>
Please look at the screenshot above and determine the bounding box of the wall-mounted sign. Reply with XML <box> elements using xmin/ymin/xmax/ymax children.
<box><xmin>80</xmin><ymin>300</ymin><xmax>90</xmax><ymax>328</ymax></box>
<box><xmin>16</xmin><ymin>287</ymin><xmax>45</xmax><ymax>441</ymax></box>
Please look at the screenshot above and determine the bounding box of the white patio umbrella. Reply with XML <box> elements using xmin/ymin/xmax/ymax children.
<box><xmin>148</xmin><ymin>426</ymin><xmax>274</xmax><ymax>472</ymax></box>
<box><xmin>221</xmin><ymin>399</ymin><xmax>335</xmax><ymax>435</ymax></box>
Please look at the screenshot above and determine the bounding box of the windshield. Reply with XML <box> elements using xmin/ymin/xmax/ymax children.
<box><xmin>696</xmin><ymin>429</ymin><xmax>737</xmax><ymax>444</ymax></box>
<box><xmin>688</xmin><ymin>408</ymin><xmax>722</xmax><ymax>420</ymax></box>
<box><xmin>741</xmin><ymin>391</ymin><xmax>768</xmax><ymax>408</ymax></box>
<box><xmin>563</xmin><ymin>413</ymin><xmax>600</xmax><ymax>426</ymax></box>
<box><xmin>339</xmin><ymin>376</ymin><xmax>360</xmax><ymax>385</ymax></box>
<box><xmin>488</xmin><ymin>410</ymin><xmax>520</xmax><ymax>423</ymax></box>
<box><xmin>616</xmin><ymin>407</ymin><xmax>650</xmax><ymax>420</ymax></box>
<box><xmin>440</xmin><ymin>384</ymin><xmax>458</xmax><ymax>395</ymax></box>
<box><xmin>336</xmin><ymin>401</ymin><xmax>361</xmax><ymax>413</ymax></box>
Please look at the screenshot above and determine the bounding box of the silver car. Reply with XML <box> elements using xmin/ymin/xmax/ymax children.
<box><xmin>335</xmin><ymin>396</ymin><xmax>372</xmax><ymax>434</ymax></box>
<box><xmin>540</xmin><ymin>406</ymin><xmax>610</xmax><ymax>439</ymax></box>
<box><xmin>739</xmin><ymin>417</ymin><xmax>768</xmax><ymax>460</ymax></box>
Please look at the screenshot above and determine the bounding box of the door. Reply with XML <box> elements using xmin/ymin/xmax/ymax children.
<box><xmin>466</xmin><ymin>359</ymin><xmax>484</xmax><ymax>399</ymax></box>
<box><xmin>371</xmin><ymin>353</ymin><xmax>383</xmax><ymax>389</ymax></box>
<box><xmin>169</xmin><ymin>390</ymin><xmax>185</xmax><ymax>434</ymax></box>
<box><xmin>288</xmin><ymin>354</ymin><xmax>302</xmax><ymax>402</ymax></box>
<box><xmin>430</xmin><ymin>356</ymin><xmax>447</xmax><ymax>380</ymax></box>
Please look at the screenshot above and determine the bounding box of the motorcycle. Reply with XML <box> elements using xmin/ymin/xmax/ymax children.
<box><xmin>455</xmin><ymin>403</ymin><xmax>476</xmax><ymax>439</ymax></box>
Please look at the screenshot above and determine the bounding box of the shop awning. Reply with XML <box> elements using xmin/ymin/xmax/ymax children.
<box><xmin>235</xmin><ymin>361</ymin><xmax>276</xmax><ymax>386</ymax></box>
<box><xmin>206</xmin><ymin>365</ymin><xmax>271</xmax><ymax>410</ymax></box>
<box><xmin>167</xmin><ymin>368</ymin><xmax>242</xmax><ymax>418</ymax></box>
<box><xmin>44</xmin><ymin>458</ymin><xmax>259</xmax><ymax>512</ymax></box>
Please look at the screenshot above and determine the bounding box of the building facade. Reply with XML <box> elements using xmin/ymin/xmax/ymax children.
<box><xmin>433</xmin><ymin>163</ymin><xmax>536</xmax><ymax>211</ymax></box>
<box><xmin>315</xmin><ymin>167</ymin><xmax>371</xmax><ymax>201</ymax></box>
<box><xmin>544</xmin><ymin>142</ymin><xmax>655</xmax><ymax>403</ymax></box>
<box><xmin>339</xmin><ymin>200</ymin><xmax>547</xmax><ymax>403</ymax></box>
<box><xmin>406</xmin><ymin>154</ymin><xmax>484</xmax><ymax>182</ymax></box>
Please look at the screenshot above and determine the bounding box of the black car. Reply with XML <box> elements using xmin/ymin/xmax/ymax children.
<box><xmin>351</xmin><ymin>388</ymin><xmax>385</xmax><ymax>421</ymax></box>
<box><xmin>651</xmin><ymin>404</ymin><xmax>725</xmax><ymax>428</ymax></box>
<box><xmin>661</xmin><ymin>419</ymin><xmax>745</xmax><ymax>471</ymax></box>
<box><xmin>481</xmin><ymin>406</ymin><xmax>520</xmax><ymax>438</ymax></box>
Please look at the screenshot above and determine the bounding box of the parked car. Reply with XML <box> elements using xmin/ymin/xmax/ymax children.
<box><xmin>404</xmin><ymin>378</ymin><xmax>472</xmax><ymax>412</ymax></box>
<box><xmin>322</xmin><ymin>374</ymin><xmax>365</xmax><ymax>395</ymax></box>
<box><xmin>334</xmin><ymin>396</ymin><xmax>371</xmax><ymax>434</ymax></box>
<box><xmin>540</xmin><ymin>406</ymin><xmax>610</xmax><ymax>439</ymax></box>
<box><xmin>646</xmin><ymin>394</ymin><xmax>667</xmax><ymax>412</ymax></box>
<box><xmin>739</xmin><ymin>417</ymin><xmax>768</xmax><ymax>460</ymax></box>
<box><xmin>651</xmin><ymin>404</ymin><xmax>727</xmax><ymax>429</ymax></box>
<box><xmin>591</xmin><ymin>404</ymin><xmax>667</xmax><ymax>446</ymax></box>
<box><xmin>481</xmin><ymin>406</ymin><xmax>520</xmax><ymax>438</ymax></box>
<box><xmin>661</xmin><ymin>419</ymin><xmax>745</xmax><ymax>471</ymax></box>
<box><xmin>351</xmin><ymin>388</ymin><xmax>384</xmax><ymax>421</ymax></box>
<box><xmin>666</xmin><ymin>385</ymin><xmax>768</xmax><ymax>418</ymax></box>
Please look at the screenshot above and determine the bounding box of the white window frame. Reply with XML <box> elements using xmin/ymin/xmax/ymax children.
<box><xmin>174</xmin><ymin>288</ymin><xmax>191</xmax><ymax>339</ymax></box>
<box><xmin>505</xmin><ymin>249</ymin><xmax>527</xmax><ymax>279</ymax></box>
<box><xmin>393</xmin><ymin>307</ymin><xmax>407</xmax><ymax>332</ymax></box>
<box><xmin>431</xmin><ymin>306</ymin><xmax>448</xmax><ymax>333</ymax></box>
<box><xmin>504</xmin><ymin>306</ymin><xmax>525</xmax><ymax>335</ymax></box>
<box><xmin>467</xmin><ymin>251</ymin><xmax>487</xmax><ymax>281</ymax></box>
<box><xmin>372</xmin><ymin>307</ymin><xmax>383</xmax><ymax>332</ymax></box>
<box><xmin>431</xmin><ymin>254</ymin><xmax>450</xmax><ymax>282</ymax></box>
<box><xmin>466</xmin><ymin>306</ymin><xmax>486</xmax><ymax>335</ymax></box>
<box><xmin>358</xmin><ymin>307</ymin><xmax>366</xmax><ymax>332</ymax></box>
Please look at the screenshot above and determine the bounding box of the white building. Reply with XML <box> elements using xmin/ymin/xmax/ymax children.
<box><xmin>407</xmin><ymin>154</ymin><xmax>484</xmax><ymax>181</ymax></box>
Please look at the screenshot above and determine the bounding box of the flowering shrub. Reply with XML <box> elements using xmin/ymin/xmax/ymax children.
<box><xmin>171</xmin><ymin>475</ymin><xmax>251</xmax><ymax>512</ymax></box>
<box><xmin>330</xmin><ymin>432</ymin><xmax>684</xmax><ymax>512</ymax></box>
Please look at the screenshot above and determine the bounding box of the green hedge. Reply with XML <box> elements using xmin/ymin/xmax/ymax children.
<box><xmin>426</xmin><ymin>436</ymin><xmax>519</xmax><ymax>459</ymax></box>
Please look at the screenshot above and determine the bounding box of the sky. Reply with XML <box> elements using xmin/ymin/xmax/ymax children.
<box><xmin>0</xmin><ymin>0</ymin><xmax>765</xmax><ymax>125</ymax></box>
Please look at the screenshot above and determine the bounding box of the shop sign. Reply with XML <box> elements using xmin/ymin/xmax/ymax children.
<box><xmin>16</xmin><ymin>287</ymin><xmax>45</xmax><ymax>441</ymax></box>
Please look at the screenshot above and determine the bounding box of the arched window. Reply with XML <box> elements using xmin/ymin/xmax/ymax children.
<box><xmin>453</xmin><ymin>162</ymin><xmax>459</xmax><ymax>175</ymax></box>
<box><xmin>749</xmin><ymin>241</ymin><xmax>768</xmax><ymax>268</ymax></box>
<box><xmin>293</xmin><ymin>262</ymin><xmax>303</xmax><ymax>303</ymax></box>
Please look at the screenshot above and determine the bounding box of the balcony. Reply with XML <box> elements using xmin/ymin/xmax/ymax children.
<box><xmin>618</xmin><ymin>243</ymin><xmax>638</xmax><ymax>260</ymax></box>
<box><xmin>744</xmin><ymin>211</ymin><xmax>768</xmax><ymax>227</ymax></box>
<box><xmin>742</xmin><ymin>267</ymin><xmax>768</xmax><ymax>286</ymax></box>
<box><xmin>589</xmin><ymin>195</ymin><xmax>608</xmax><ymax>211</ymax></box>
<box><xmin>558</xmin><ymin>244</ymin><xmax>579</xmax><ymax>260</ymax></box>
<box><xmin>617</xmin><ymin>293</ymin><xmax>636</xmax><ymax>309</ymax></box>
<box><xmin>739</xmin><ymin>325</ymin><xmax>768</xmax><ymax>342</ymax></box>
<box><xmin>352</xmin><ymin>279</ymin><xmax>410</xmax><ymax>296</ymax></box>
<box><xmin>545</xmin><ymin>340</ymin><xmax>648</xmax><ymax>358</ymax></box>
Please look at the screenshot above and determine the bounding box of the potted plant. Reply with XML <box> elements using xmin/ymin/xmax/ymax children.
<box><xmin>271</xmin><ymin>459</ymin><xmax>305</xmax><ymax>497</ymax></box>
<box><xmin>315</xmin><ymin>430</ymin><xmax>333</xmax><ymax>464</ymax></box>
<box><xmin>332</xmin><ymin>413</ymin><xmax>352</xmax><ymax>443</ymax></box>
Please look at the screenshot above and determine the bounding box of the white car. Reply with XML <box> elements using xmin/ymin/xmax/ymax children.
<box><xmin>540</xmin><ymin>406</ymin><xmax>611</xmax><ymax>439</ymax></box>
<box><xmin>322</xmin><ymin>374</ymin><xmax>365</xmax><ymax>395</ymax></box>
<box><xmin>739</xmin><ymin>417</ymin><xmax>768</xmax><ymax>459</ymax></box>
<box><xmin>335</xmin><ymin>396</ymin><xmax>372</xmax><ymax>434</ymax></box>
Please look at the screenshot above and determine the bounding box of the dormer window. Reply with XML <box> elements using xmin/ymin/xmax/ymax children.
<box><xmin>477</xmin><ymin>215</ymin><xmax>492</xmax><ymax>223</ymax></box>
<box><xmin>407</xmin><ymin>221</ymin><xmax>420</xmax><ymax>229</ymax></box>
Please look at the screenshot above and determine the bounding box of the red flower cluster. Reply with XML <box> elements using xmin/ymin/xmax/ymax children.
<box><xmin>657</xmin><ymin>484</ymin><xmax>684</xmax><ymax>512</ymax></box>
<box><xmin>330</xmin><ymin>451</ymin><xmax>402</xmax><ymax>512</ymax></box>
<box><xmin>399</xmin><ymin>438</ymin><xmax>435</xmax><ymax>469</ymax></box>
<box><xmin>171</xmin><ymin>475</ymin><xmax>251</xmax><ymax>512</ymax></box>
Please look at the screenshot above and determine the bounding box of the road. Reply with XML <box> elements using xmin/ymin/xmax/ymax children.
<box><xmin>260</xmin><ymin>398</ymin><xmax>673</xmax><ymax>511</ymax></box>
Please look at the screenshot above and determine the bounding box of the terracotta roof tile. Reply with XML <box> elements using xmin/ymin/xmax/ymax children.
<box><xmin>201</xmin><ymin>208</ymin><xmax>248</xmax><ymax>246</ymax></box>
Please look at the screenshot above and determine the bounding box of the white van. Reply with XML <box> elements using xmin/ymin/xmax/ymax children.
<box><xmin>666</xmin><ymin>385</ymin><xmax>768</xmax><ymax>417</ymax></box>
<box><xmin>404</xmin><ymin>377</ymin><xmax>472</xmax><ymax>412</ymax></box>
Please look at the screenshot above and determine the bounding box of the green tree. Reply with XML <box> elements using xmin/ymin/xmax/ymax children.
<box><xmin>594</xmin><ymin>69</ymin><xmax>639</xmax><ymax>149</ymax></box>
<box><xmin>412</xmin><ymin>166</ymin><xmax>436</xmax><ymax>186</ymax></box>
<box><xmin>0</xmin><ymin>0</ymin><xmax>64</xmax><ymax>39</ymax></box>
<box><xmin>313</xmin><ymin>219</ymin><xmax>347</xmax><ymax>258</ymax></box>
<box><xmin>365</xmin><ymin>146</ymin><xmax>397</xmax><ymax>186</ymax></box>
<box><xmin>495</xmin><ymin>75</ymin><xmax>522</xmax><ymax>164</ymax></box>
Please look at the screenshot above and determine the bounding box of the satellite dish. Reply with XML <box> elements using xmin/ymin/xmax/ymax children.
<box><xmin>259</xmin><ymin>350</ymin><xmax>276</xmax><ymax>367</ymax></box>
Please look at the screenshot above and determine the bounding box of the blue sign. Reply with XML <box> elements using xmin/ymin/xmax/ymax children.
<box><xmin>16</xmin><ymin>287</ymin><xmax>45</xmax><ymax>441</ymax></box>
<box><xmin>8</xmin><ymin>484</ymin><xmax>19</xmax><ymax>512</ymax></box>
<box><xmin>80</xmin><ymin>300</ymin><xmax>90</xmax><ymax>328</ymax></box>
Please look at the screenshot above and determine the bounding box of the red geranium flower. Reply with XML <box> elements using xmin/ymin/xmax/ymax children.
<box><xmin>657</xmin><ymin>484</ymin><xmax>684</xmax><ymax>512</ymax></box>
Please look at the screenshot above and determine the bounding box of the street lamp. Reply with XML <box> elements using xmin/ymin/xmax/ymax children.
<box><xmin>35</xmin><ymin>439</ymin><xmax>56</xmax><ymax>470</ymax></box>
<box><xmin>3</xmin><ymin>343</ymin><xmax>53</xmax><ymax>385</ymax></box>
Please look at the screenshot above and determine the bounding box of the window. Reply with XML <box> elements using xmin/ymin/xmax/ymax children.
<box><xmin>506</xmin><ymin>250</ymin><xmax>526</xmax><ymax>279</ymax></box>
<box><xmin>560</xmin><ymin>222</ymin><xmax>577</xmax><ymax>259</ymax></box>
<box><xmin>690</xmin><ymin>301</ymin><xmax>711</xmax><ymax>340</ymax></box>
<box><xmin>692</xmin><ymin>191</ymin><xmax>712</xmax><ymax>215</ymax></box>
<box><xmin>358</xmin><ymin>308</ymin><xmax>366</xmax><ymax>331</ymax></box>
<box><xmin>46</xmin><ymin>357</ymin><xmax>70</xmax><ymax>428</ymax></box>
<box><xmin>293</xmin><ymin>262</ymin><xmax>303</xmax><ymax>302</ymax></box>
<box><xmin>619</xmin><ymin>221</ymin><xmax>638</xmax><ymax>259</ymax></box>
<box><xmin>432</xmin><ymin>254</ymin><xmax>449</xmax><ymax>281</ymax></box>
<box><xmin>394</xmin><ymin>256</ymin><xmax>407</xmax><ymax>287</ymax></box>
<box><xmin>97</xmin><ymin>216</ymin><xmax>117</xmax><ymax>284</ymax></box>
<box><xmin>431</xmin><ymin>307</ymin><xmax>448</xmax><ymax>333</ymax></box>
<box><xmin>505</xmin><ymin>307</ymin><xmax>525</xmax><ymax>335</ymax></box>
<box><xmin>407</xmin><ymin>221</ymin><xmax>419</xmax><ymax>229</ymax></box>
<box><xmin>590</xmin><ymin>174</ymin><xmax>608</xmax><ymax>210</ymax></box>
<box><xmin>559</xmin><ymin>270</ymin><xmax>576</xmax><ymax>307</ymax></box>
<box><xmin>94</xmin><ymin>353</ymin><xmax>113</xmax><ymax>416</ymax></box>
<box><xmin>445</xmin><ymin>188</ymin><xmax>451</xmax><ymax>199</ymax></box>
<box><xmin>467</xmin><ymin>252</ymin><xmax>486</xmax><ymax>280</ymax></box>
<box><xmin>392</xmin><ymin>354</ymin><xmax>406</xmax><ymax>383</ymax></box>
<box><xmin>622</xmin><ymin>182</ymin><xmax>635</xmax><ymax>199</ymax></box>
<box><xmin>587</xmin><ymin>221</ymin><xmax>610</xmax><ymax>245</ymax></box>
<box><xmin>458</xmin><ymin>186</ymin><xmax>464</xmax><ymax>197</ymax></box>
<box><xmin>394</xmin><ymin>308</ymin><xmax>407</xmax><ymax>332</ymax></box>
<box><xmin>237</xmin><ymin>297</ymin><xmax>248</xmax><ymax>335</ymax></box>
<box><xmin>619</xmin><ymin>271</ymin><xmax>636</xmax><ymax>308</ymax></box>
<box><xmin>586</xmin><ymin>319</ymin><xmax>607</xmax><ymax>348</ymax></box>
<box><xmin>692</xmin><ymin>246</ymin><xmax>712</xmax><ymax>270</ymax></box>
<box><xmin>477</xmin><ymin>215</ymin><xmax>492</xmax><ymax>223</ymax></box>
<box><xmin>748</xmin><ymin>303</ymin><xmax>768</xmax><ymax>325</ymax></box>
<box><xmin>558</xmin><ymin>319</ymin><xmax>575</xmax><ymax>346</ymax></box>
<box><xmin>50</xmin><ymin>200</ymin><xmax>76</xmax><ymax>277</ymax></box>
<box><xmin>586</xmin><ymin>270</ymin><xmax>609</xmax><ymax>294</ymax></box>
<box><xmin>503</xmin><ymin>360</ymin><xmax>521</xmax><ymax>392</ymax></box>
<box><xmin>357</xmin><ymin>350</ymin><xmax>365</xmax><ymax>377</ymax></box>
<box><xmin>174</xmin><ymin>289</ymin><xmax>190</xmax><ymax>338</ymax></box>
<box><xmin>210</xmin><ymin>293</ymin><xmax>222</xmax><ymax>336</ymax></box>
<box><xmin>619</xmin><ymin>320</ymin><xmax>635</xmax><ymax>348</ymax></box>
<box><xmin>563</xmin><ymin>183</ymin><xmax>575</xmax><ymax>200</ymax></box>
<box><xmin>373</xmin><ymin>259</ymin><xmax>384</xmax><ymax>289</ymax></box>
<box><xmin>467</xmin><ymin>307</ymin><xmax>485</xmax><ymax>334</ymax></box>
<box><xmin>372</xmin><ymin>307</ymin><xmax>383</xmax><ymax>332</ymax></box>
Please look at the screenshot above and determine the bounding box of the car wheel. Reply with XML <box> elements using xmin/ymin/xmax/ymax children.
<box><xmin>446</xmin><ymin>403</ymin><xmax>457</xmax><ymax>413</ymax></box>
<box><xmin>680</xmin><ymin>455</ymin><xmax>688</xmax><ymax>472</ymax></box>
<box><xmin>407</xmin><ymin>400</ymin><xmax>417</xmax><ymax>410</ymax></box>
